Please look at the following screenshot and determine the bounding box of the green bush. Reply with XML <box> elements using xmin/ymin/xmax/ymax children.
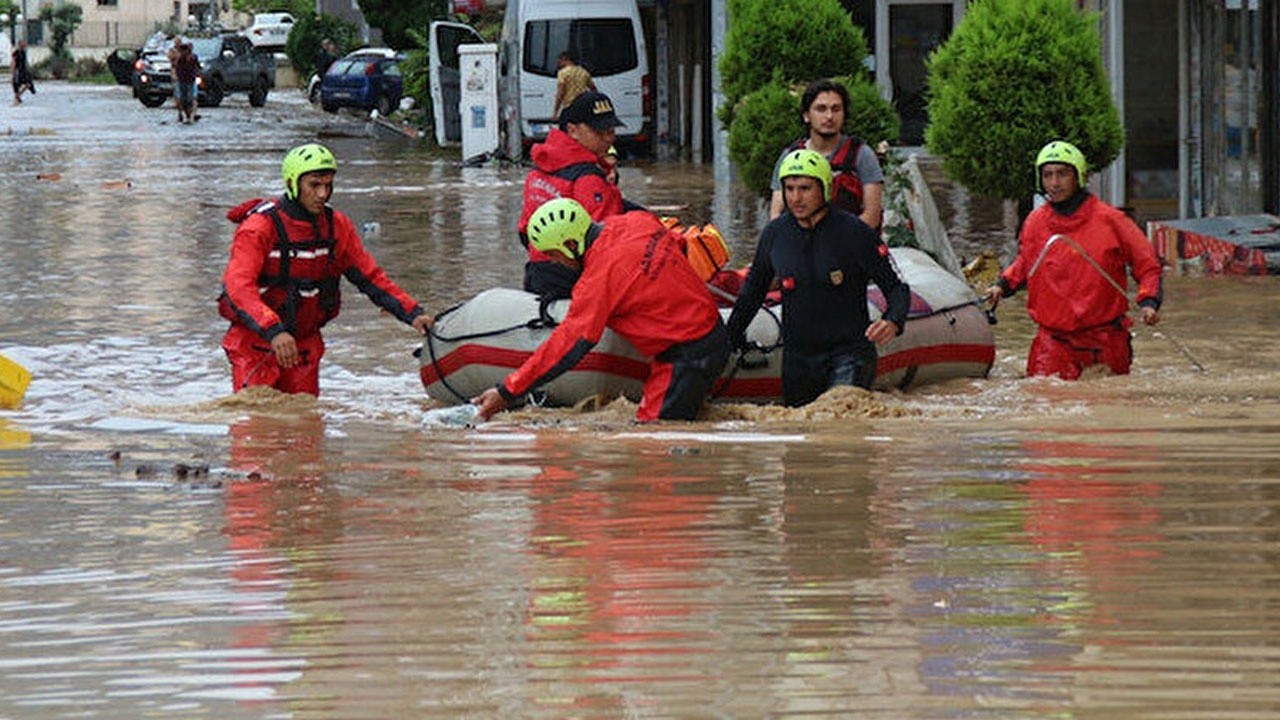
<box><xmin>718</xmin><ymin>0</ymin><xmax>898</xmax><ymax>197</ymax></box>
<box><xmin>727</xmin><ymin>78</ymin><xmax>799</xmax><ymax>195</ymax></box>
<box><xmin>925</xmin><ymin>0</ymin><xmax>1123</xmax><ymax>201</ymax></box>
<box><xmin>284</xmin><ymin>13</ymin><xmax>360</xmax><ymax>79</ymax></box>
<box><xmin>718</xmin><ymin>0</ymin><xmax>867</xmax><ymax>112</ymax></box>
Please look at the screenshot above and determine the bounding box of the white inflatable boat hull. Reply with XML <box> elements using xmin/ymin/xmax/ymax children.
<box><xmin>418</xmin><ymin>248</ymin><xmax>995</xmax><ymax>406</ymax></box>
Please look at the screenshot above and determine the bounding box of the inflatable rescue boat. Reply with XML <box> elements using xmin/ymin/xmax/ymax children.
<box><xmin>417</xmin><ymin>248</ymin><xmax>995</xmax><ymax>406</ymax></box>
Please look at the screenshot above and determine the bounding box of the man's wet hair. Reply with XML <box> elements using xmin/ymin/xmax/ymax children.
<box><xmin>799</xmin><ymin>78</ymin><xmax>851</xmax><ymax>125</ymax></box>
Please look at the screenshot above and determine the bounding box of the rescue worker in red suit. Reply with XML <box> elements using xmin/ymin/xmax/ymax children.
<box><xmin>474</xmin><ymin>198</ymin><xmax>730</xmax><ymax>423</ymax></box>
<box><xmin>219</xmin><ymin>143</ymin><xmax>432</xmax><ymax>395</ymax></box>
<box><xmin>517</xmin><ymin>91</ymin><xmax>628</xmax><ymax>300</ymax></box>
<box><xmin>983</xmin><ymin>140</ymin><xmax>1163</xmax><ymax>380</ymax></box>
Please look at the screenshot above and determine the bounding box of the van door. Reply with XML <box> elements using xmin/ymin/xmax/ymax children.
<box><xmin>430</xmin><ymin>21</ymin><xmax>486</xmax><ymax>147</ymax></box>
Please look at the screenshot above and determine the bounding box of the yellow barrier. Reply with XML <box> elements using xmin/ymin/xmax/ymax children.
<box><xmin>0</xmin><ymin>353</ymin><xmax>32</xmax><ymax>409</ymax></box>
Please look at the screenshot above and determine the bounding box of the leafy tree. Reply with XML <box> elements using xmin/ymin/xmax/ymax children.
<box><xmin>284</xmin><ymin>13</ymin><xmax>359</xmax><ymax>77</ymax></box>
<box><xmin>356</xmin><ymin>0</ymin><xmax>448</xmax><ymax>51</ymax></box>
<box><xmin>38</xmin><ymin>2</ymin><xmax>81</xmax><ymax>59</ymax></box>
<box><xmin>719</xmin><ymin>0</ymin><xmax>865</xmax><ymax>113</ymax></box>
<box><xmin>718</xmin><ymin>0</ymin><xmax>898</xmax><ymax>197</ymax></box>
<box><xmin>925</xmin><ymin>0</ymin><xmax>1123</xmax><ymax>204</ymax></box>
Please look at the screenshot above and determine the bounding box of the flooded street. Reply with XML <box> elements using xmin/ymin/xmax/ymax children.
<box><xmin>2</xmin><ymin>82</ymin><xmax>1280</xmax><ymax>718</ymax></box>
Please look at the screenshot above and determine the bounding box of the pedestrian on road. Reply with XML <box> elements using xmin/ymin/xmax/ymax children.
<box><xmin>552</xmin><ymin>51</ymin><xmax>596</xmax><ymax>121</ymax></box>
<box><xmin>218</xmin><ymin>143</ymin><xmax>433</xmax><ymax>396</ymax></box>
<box><xmin>768</xmin><ymin>79</ymin><xmax>885</xmax><ymax>231</ymax></box>
<box><xmin>983</xmin><ymin>140</ymin><xmax>1163</xmax><ymax>380</ymax></box>
<box><xmin>171</xmin><ymin>41</ymin><xmax>201</xmax><ymax>124</ymax></box>
<box><xmin>11</xmin><ymin>40</ymin><xmax>35</xmax><ymax>105</ymax></box>
<box><xmin>729</xmin><ymin>149</ymin><xmax>909</xmax><ymax>407</ymax></box>
<box><xmin>474</xmin><ymin>198</ymin><xmax>729</xmax><ymax>423</ymax></box>
<box><xmin>314</xmin><ymin>38</ymin><xmax>339</xmax><ymax>78</ymax></box>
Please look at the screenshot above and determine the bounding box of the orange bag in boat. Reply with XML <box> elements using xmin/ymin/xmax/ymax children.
<box><xmin>683</xmin><ymin>223</ymin><xmax>730</xmax><ymax>283</ymax></box>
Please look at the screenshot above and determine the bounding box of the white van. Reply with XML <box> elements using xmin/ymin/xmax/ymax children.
<box><xmin>500</xmin><ymin>0</ymin><xmax>650</xmax><ymax>153</ymax></box>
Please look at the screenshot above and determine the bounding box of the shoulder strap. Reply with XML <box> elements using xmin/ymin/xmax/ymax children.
<box><xmin>829</xmin><ymin>136</ymin><xmax>862</xmax><ymax>172</ymax></box>
<box><xmin>553</xmin><ymin>162</ymin><xmax>606</xmax><ymax>182</ymax></box>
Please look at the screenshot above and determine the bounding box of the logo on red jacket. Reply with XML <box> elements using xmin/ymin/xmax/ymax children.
<box><xmin>781</xmin><ymin>276</ymin><xmax>796</xmax><ymax>291</ymax></box>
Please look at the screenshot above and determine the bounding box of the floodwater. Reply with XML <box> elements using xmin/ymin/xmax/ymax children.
<box><xmin>2</xmin><ymin>83</ymin><xmax>1280</xmax><ymax>719</ymax></box>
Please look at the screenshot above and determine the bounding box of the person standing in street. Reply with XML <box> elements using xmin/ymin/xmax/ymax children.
<box><xmin>11</xmin><ymin>39</ymin><xmax>34</xmax><ymax>105</ymax></box>
<box><xmin>729</xmin><ymin>149</ymin><xmax>909</xmax><ymax>407</ymax></box>
<box><xmin>475</xmin><ymin>198</ymin><xmax>729</xmax><ymax>423</ymax></box>
<box><xmin>171</xmin><ymin>41</ymin><xmax>201</xmax><ymax>124</ymax></box>
<box><xmin>314</xmin><ymin>38</ymin><xmax>339</xmax><ymax>78</ymax></box>
<box><xmin>983</xmin><ymin>140</ymin><xmax>1163</xmax><ymax>380</ymax></box>
<box><xmin>552</xmin><ymin>51</ymin><xmax>596</xmax><ymax>121</ymax></box>
<box><xmin>517</xmin><ymin>91</ymin><xmax>628</xmax><ymax>300</ymax></box>
<box><xmin>768</xmin><ymin>79</ymin><xmax>885</xmax><ymax>231</ymax></box>
<box><xmin>218</xmin><ymin>143</ymin><xmax>432</xmax><ymax>396</ymax></box>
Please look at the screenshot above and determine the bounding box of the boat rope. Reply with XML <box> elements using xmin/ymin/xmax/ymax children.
<box><xmin>1029</xmin><ymin>233</ymin><xmax>1205</xmax><ymax>372</ymax></box>
<box><xmin>422</xmin><ymin>300</ymin><xmax>565</xmax><ymax>404</ymax></box>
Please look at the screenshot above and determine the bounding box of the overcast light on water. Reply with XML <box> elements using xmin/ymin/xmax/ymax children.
<box><xmin>1</xmin><ymin>83</ymin><xmax>1279</xmax><ymax>718</ymax></box>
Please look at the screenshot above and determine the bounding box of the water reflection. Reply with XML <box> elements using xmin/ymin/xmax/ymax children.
<box><xmin>3</xmin><ymin>83</ymin><xmax>1280</xmax><ymax>718</ymax></box>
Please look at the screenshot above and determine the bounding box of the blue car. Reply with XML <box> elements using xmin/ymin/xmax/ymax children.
<box><xmin>319</xmin><ymin>49</ymin><xmax>404</xmax><ymax>116</ymax></box>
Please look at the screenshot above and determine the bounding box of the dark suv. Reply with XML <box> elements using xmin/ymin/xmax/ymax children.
<box><xmin>133</xmin><ymin>35</ymin><xmax>275</xmax><ymax>108</ymax></box>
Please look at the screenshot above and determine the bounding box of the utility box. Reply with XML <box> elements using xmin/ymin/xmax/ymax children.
<box><xmin>458</xmin><ymin>43</ymin><xmax>499</xmax><ymax>163</ymax></box>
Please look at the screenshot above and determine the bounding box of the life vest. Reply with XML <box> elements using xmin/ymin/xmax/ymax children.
<box><xmin>517</xmin><ymin>162</ymin><xmax>607</xmax><ymax>245</ymax></box>
<box><xmin>218</xmin><ymin>200</ymin><xmax>341</xmax><ymax>338</ymax></box>
<box><xmin>791</xmin><ymin>136</ymin><xmax>865</xmax><ymax>216</ymax></box>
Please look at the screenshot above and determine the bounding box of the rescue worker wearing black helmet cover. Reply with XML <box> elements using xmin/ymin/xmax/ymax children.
<box><xmin>473</xmin><ymin>198</ymin><xmax>730</xmax><ymax>423</ymax></box>
<box><xmin>982</xmin><ymin>140</ymin><xmax>1162</xmax><ymax>380</ymax></box>
<box><xmin>218</xmin><ymin>143</ymin><xmax>432</xmax><ymax>396</ymax></box>
<box><xmin>727</xmin><ymin>149</ymin><xmax>910</xmax><ymax>408</ymax></box>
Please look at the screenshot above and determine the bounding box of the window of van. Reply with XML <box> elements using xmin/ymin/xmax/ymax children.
<box><xmin>522</xmin><ymin>19</ymin><xmax>639</xmax><ymax>77</ymax></box>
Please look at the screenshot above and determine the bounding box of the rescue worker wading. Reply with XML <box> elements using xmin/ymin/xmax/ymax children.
<box><xmin>727</xmin><ymin>149</ymin><xmax>910</xmax><ymax>408</ymax></box>
<box><xmin>983</xmin><ymin>140</ymin><xmax>1163</xmax><ymax>380</ymax></box>
<box><xmin>474</xmin><ymin>198</ymin><xmax>730</xmax><ymax>423</ymax></box>
<box><xmin>219</xmin><ymin>143</ymin><xmax>432</xmax><ymax>395</ymax></box>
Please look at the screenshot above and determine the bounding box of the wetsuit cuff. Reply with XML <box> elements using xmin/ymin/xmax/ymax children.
<box><xmin>997</xmin><ymin>277</ymin><xmax>1015</xmax><ymax>297</ymax></box>
<box><xmin>262</xmin><ymin>323</ymin><xmax>286</xmax><ymax>341</ymax></box>
<box><xmin>496</xmin><ymin>381</ymin><xmax>519</xmax><ymax>404</ymax></box>
<box><xmin>1138</xmin><ymin>298</ymin><xmax>1160</xmax><ymax>312</ymax></box>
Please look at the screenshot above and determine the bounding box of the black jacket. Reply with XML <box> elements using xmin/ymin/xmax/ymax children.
<box><xmin>727</xmin><ymin>207</ymin><xmax>909</xmax><ymax>355</ymax></box>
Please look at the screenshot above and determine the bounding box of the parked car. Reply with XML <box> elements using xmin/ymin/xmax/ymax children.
<box><xmin>319</xmin><ymin>50</ymin><xmax>404</xmax><ymax>116</ymax></box>
<box><xmin>133</xmin><ymin>35</ymin><xmax>275</xmax><ymax>109</ymax></box>
<box><xmin>242</xmin><ymin>12</ymin><xmax>294</xmax><ymax>50</ymax></box>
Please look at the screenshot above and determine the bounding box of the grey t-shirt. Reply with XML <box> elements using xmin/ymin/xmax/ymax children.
<box><xmin>770</xmin><ymin>135</ymin><xmax>884</xmax><ymax>191</ymax></box>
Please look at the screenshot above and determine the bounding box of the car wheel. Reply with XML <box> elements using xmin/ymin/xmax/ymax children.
<box><xmin>203</xmin><ymin>78</ymin><xmax>225</xmax><ymax>108</ymax></box>
<box><xmin>248</xmin><ymin>78</ymin><xmax>268</xmax><ymax>108</ymax></box>
<box><xmin>308</xmin><ymin>78</ymin><xmax>321</xmax><ymax>104</ymax></box>
<box><xmin>321</xmin><ymin>100</ymin><xmax>338</xmax><ymax>113</ymax></box>
<box><xmin>140</xmin><ymin>94</ymin><xmax>166</xmax><ymax>108</ymax></box>
<box><xmin>375</xmin><ymin>93</ymin><xmax>395</xmax><ymax>118</ymax></box>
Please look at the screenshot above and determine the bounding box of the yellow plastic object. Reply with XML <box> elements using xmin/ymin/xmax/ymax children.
<box><xmin>0</xmin><ymin>353</ymin><xmax>32</xmax><ymax>409</ymax></box>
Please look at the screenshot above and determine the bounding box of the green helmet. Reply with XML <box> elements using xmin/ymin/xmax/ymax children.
<box><xmin>1035</xmin><ymin>140</ymin><xmax>1087</xmax><ymax>193</ymax></box>
<box><xmin>281</xmin><ymin>143</ymin><xmax>338</xmax><ymax>199</ymax></box>
<box><xmin>777</xmin><ymin>148</ymin><xmax>832</xmax><ymax>201</ymax></box>
<box><xmin>527</xmin><ymin>198</ymin><xmax>592</xmax><ymax>259</ymax></box>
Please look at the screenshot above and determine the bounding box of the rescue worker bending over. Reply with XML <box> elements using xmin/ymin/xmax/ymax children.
<box><xmin>727</xmin><ymin>149</ymin><xmax>909</xmax><ymax>408</ymax></box>
<box><xmin>219</xmin><ymin>143</ymin><xmax>432</xmax><ymax>395</ymax></box>
<box><xmin>982</xmin><ymin>140</ymin><xmax>1162</xmax><ymax>380</ymax></box>
<box><xmin>475</xmin><ymin>198</ymin><xmax>730</xmax><ymax>423</ymax></box>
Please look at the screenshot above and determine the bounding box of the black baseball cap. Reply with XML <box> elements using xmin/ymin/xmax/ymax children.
<box><xmin>559</xmin><ymin>91</ymin><xmax>625</xmax><ymax>131</ymax></box>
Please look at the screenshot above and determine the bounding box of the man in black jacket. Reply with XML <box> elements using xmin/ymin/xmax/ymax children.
<box><xmin>727</xmin><ymin>149</ymin><xmax>910</xmax><ymax>407</ymax></box>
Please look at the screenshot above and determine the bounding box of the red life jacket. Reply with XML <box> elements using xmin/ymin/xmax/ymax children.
<box><xmin>516</xmin><ymin>162</ymin><xmax>607</xmax><ymax>245</ymax></box>
<box><xmin>792</xmin><ymin>136</ymin><xmax>865</xmax><ymax>216</ymax></box>
<box><xmin>218</xmin><ymin>200</ymin><xmax>342</xmax><ymax>338</ymax></box>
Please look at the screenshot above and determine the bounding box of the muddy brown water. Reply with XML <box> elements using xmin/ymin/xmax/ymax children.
<box><xmin>1</xmin><ymin>83</ymin><xmax>1279</xmax><ymax>718</ymax></box>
